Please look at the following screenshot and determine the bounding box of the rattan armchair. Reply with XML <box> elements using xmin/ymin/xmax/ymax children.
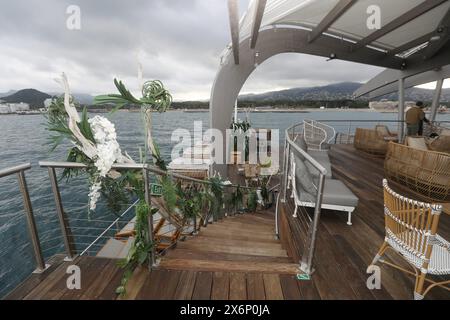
<box><xmin>385</xmin><ymin>142</ymin><xmax>450</xmax><ymax>201</ymax></box>
<box><xmin>375</xmin><ymin>125</ymin><xmax>398</xmax><ymax>141</ymax></box>
<box><xmin>371</xmin><ymin>180</ymin><xmax>449</xmax><ymax>300</ymax></box>
<box><xmin>354</xmin><ymin>128</ymin><xmax>390</xmax><ymax>155</ymax></box>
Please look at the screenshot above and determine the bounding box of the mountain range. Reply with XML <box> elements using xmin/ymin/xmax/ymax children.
<box><xmin>1</xmin><ymin>82</ymin><xmax>449</xmax><ymax>109</ymax></box>
<box><xmin>239</xmin><ymin>82</ymin><xmax>450</xmax><ymax>103</ymax></box>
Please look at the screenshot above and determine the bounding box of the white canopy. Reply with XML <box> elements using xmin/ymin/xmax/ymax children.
<box><xmin>238</xmin><ymin>0</ymin><xmax>450</xmax><ymax>56</ymax></box>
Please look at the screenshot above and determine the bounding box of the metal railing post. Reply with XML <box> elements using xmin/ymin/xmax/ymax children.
<box><xmin>300</xmin><ymin>173</ymin><xmax>325</xmax><ymax>275</ymax></box>
<box><xmin>143</xmin><ymin>167</ymin><xmax>156</xmax><ymax>268</ymax></box>
<box><xmin>17</xmin><ymin>169</ymin><xmax>48</xmax><ymax>273</ymax></box>
<box><xmin>192</xmin><ymin>215</ymin><xmax>198</xmax><ymax>235</ymax></box>
<box><xmin>47</xmin><ymin>167</ymin><xmax>76</xmax><ymax>261</ymax></box>
<box><xmin>282</xmin><ymin>143</ymin><xmax>290</xmax><ymax>203</ymax></box>
<box><xmin>274</xmin><ymin>192</ymin><xmax>280</xmax><ymax>239</ymax></box>
<box><xmin>347</xmin><ymin>121</ymin><xmax>352</xmax><ymax>144</ymax></box>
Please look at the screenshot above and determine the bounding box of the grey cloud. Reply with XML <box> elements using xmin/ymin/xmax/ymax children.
<box><xmin>0</xmin><ymin>0</ymin><xmax>383</xmax><ymax>100</ymax></box>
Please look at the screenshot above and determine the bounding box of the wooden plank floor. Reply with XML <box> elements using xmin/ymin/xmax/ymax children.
<box><xmin>5</xmin><ymin>145</ymin><xmax>449</xmax><ymax>300</ymax></box>
<box><xmin>5</xmin><ymin>212</ymin><xmax>304</xmax><ymax>300</ymax></box>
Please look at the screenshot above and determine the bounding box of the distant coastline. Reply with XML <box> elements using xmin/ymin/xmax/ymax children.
<box><xmin>1</xmin><ymin>108</ymin><xmax>449</xmax><ymax>116</ymax></box>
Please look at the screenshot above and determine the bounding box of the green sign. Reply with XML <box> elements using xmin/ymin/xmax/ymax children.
<box><xmin>150</xmin><ymin>183</ymin><xmax>163</xmax><ymax>196</ymax></box>
<box><xmin>296</xmin><ymin>273</ymin><xmax>311</xmax><ymax>281</ymax></box>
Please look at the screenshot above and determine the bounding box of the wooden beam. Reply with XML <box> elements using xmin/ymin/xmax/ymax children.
<box><xmin>308</xmin><ymin>0</ymin><xmax>357</xmax><ymax>43</ymax></box>
<box><xmin>250</xmin><ymin>0</ymin><xmax>267</xmax><ymax>49</ymax></box>
<box><xmin>227</xmin><ymin>0</ymin><xmax>240</xmax><ymax>64</ymax></box>
<box><xmin>421</xmin><ymin>8</ymin><xmax>450</xmax><ymax>60</ymax></box>
<box><xmin>354</xmin><ymin>0</ymin><xmax>448</xmax><ymax>51</ymax></box>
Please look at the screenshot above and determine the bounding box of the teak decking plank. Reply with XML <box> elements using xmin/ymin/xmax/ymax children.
<box><xmin>246</xmin><ymin>273</ymin><xmax>266</xmax><ymax>300</ymax></box>
<box><xmin>173</xmin><ymin>270</ymin><xmax>197</xmax><ymax>300</ymax></box>
<box><xmin>117</xmin><ymin>266</ymin><xmax>149</xmax><ymax>300</ymax></box>
<box><xmin>211</xmin><ymin>272</ymin><xmax>230</xmax><ymax>300</ymax></box>
<box><xmin>192</xmin><ymin>271</ymin><xmax>213</xmax><ymax>300</ymax></box>
<box><xmin>262</xmin><ymin>274</ymin><xmax>283</xmax><ymax>300</ymax></box>
<box><xmin>279</xmin><ymin>274</ymin><xmax>302</xmax><ymax>300</ymax></box>
<box><xmin>96</xmin><ymin>265</ymin><xmax>125</xmax><ymax>300</ymax></box>
<box><xmin>82</xmin><ymin>259</ymin><xmax>123</xmax><ymax>300</ymax></box>
<box><xmin>229</xmin><ymin>273</ymin><xmax>247</xmax><ymax>300</ymax></box>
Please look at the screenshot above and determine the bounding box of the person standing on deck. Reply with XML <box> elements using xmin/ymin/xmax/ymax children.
<box><xmin>405</xmin><ymin>101</ymin><xmax>429</xmax><ymax>136</ymax></box>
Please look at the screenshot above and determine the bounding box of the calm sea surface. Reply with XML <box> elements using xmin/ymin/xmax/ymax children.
<box><xmin>1</xmin><ymin>110</ymin><xmax>449</xmax><ymax>297</ymax></box>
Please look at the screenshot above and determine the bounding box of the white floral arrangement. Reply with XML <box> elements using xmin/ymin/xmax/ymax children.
<box><xmin>53</xmin><ymin>73</ymin><xmax>135</xmax><ymax>212</ymax></box>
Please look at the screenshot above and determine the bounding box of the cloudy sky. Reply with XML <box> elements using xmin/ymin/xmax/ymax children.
<box><xmin>0</xmin><ymin>0</ymin><xmax>446</xmax><ymax>101</ymax></box>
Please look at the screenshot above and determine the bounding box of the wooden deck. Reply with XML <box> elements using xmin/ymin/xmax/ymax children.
<box><xmin>279</xmin><ymin>144</ymin><xmax>449</xmax><ymax>300</ymax></box>
<box><xmin>5</xmin><ymin>144</ymin><xmax>449</xmax><ymax>300</ymax></box>
<box><xmin>5</xmin><ymin>212</ymin><xmax>305</xmax><ymax>300</ymax></box>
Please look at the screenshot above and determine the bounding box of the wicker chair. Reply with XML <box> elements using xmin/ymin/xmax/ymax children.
<box><xmin>375</xmin><ymin>125</ymin><xmax>398</xmax><ymax>141</ymax></box>
<box><xmin>371</xmin><ymin>180</ymin><xmax>449</xmax><ymax>300</ymax></box>
<box><xmin>354</xmin><ymin>128</ymin><xmax>390</xmax><ymax>155</ymax></box>
<box><xmin>385</xmin><ymin>142</ymin><xmax>450</xmax><ymax>201</ymax></box>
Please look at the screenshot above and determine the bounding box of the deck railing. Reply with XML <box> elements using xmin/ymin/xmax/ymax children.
<box><xmin>280</xmin><ymin>122</ymin><xmax>327</xmax><ymax>275</ymax></box>
<box><xmin>313</xmin><ymin>119</ymin><xmax>450</xmax><ymax>145</ymax></box>
<box><xmin>39</xmin><ymin>161</ymin><xmax>256</xmax><ymax>267</ymax></box>
<box><xmin>0</xmin><ymin>163</ymin><xmax>47</xmax><ymax>273</ymax></box>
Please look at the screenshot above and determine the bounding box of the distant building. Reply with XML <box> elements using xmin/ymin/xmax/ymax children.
<box><xmin>8</xmin><ymin>102</ymin><xmax>30</xmax><ymax>112</ymax></box>
<box><xmin>0</xmin><ymin>105</ymin><xmax>10</xmax><ymax>114</ymax></box>
<box><xmin>369</xmin><ymin>100</ymin><xmax>415</xmax><ymax>112</ymax></box>
<box><xmin>0</xmin><ymin>102</ymin><xmax>30</xmax><ymax>114</ymax></box>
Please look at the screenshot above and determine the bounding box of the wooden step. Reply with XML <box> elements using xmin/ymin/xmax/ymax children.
<box><xmin>185</xmin><ymin>236</ymin><xmax>283</xmax><ymax>251</ymax></box>
<box><xmin>159</xmin><ymin>258</ymin><xmax>299</xmax><ymax>274</ymax></box>
<box><xmin>176</xmin><ymin>241</ymin><xmax>288</xmax><ymax>257</ymax></box>
<box><xmin>198</xmin><ymin>229</ymin><xmax>278</xmax><ymax>242</ymax></box>
<box><xmin>214</xmin><ymin>221</ymin><xmax>273</xmax><ymax>232</ymax></box>
<box><xmin>97</xmin><ymin>238</ymin><xmax>127</xmax><ymax>258</ymax></box>
<box><xmin>225</xmin><ymin>218</ymin><xmax>274</xmax><ymax>228</ymax></box>
<box><xmin>204</xmin><ymin>222</ymin><xmax>274</xmax><ymax>232</ymax></box>
<box><xmin>228</xmin><ymin>214</ymin><xmax>274</xmax><ymax>224</ymax></box>
<box><xmin>164</xmin><ymin>248</ymin><xmax>293</xmax><ymax>264</ymax></box>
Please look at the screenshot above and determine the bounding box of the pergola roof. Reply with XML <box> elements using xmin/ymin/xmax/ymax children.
<box><xmin>225</xmin><ymin>0</ymin><xmax>450</xmax><ymax>99</ymax></box>
<box><xmin>228</xmin><ymin>0</ymin><xmax>450</xmax><ymax>70</ymax></box>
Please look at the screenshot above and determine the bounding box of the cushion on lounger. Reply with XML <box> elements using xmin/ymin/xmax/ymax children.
<box><xmin>295</xmin><ymin>183</ymin><xmax>316</xmax><ymax>203</ymax></box>
<box><xmin>307</xmin><ymin>150</ymin><xmax>330</xmax><ymax>161</ymax></box>
<box><xmin>306</xmin><ymin>150</ymin><xmax>332</xmax><ymax>178</ymax></box>
<box><xmin>294</xmin><ymin>157</ymin><xmax>316</xmax><ymax>195</ymax></box>
<box><xmin>321</xmin><ymin>179</ymin><xmax>359</xmax><ymax>207</ymax></box>
<box><xmin>305</xmin><ymin>160</ymin><xmax>332</xmax><ymax>179</ymax></box>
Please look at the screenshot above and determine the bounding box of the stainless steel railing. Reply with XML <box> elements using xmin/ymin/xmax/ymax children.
<box><xmin>310</xmin><ymin>119</ymin><xmax>450</xmax><ymax>145</ymax></box>
<box><xmin>39</xmin><ymin>162</ymin><xmax>159</xmax><ymax>267</ymax></box>
<box><xmin>0</xmin><ymin>163</ymin><xmax>48</xmax><ymax>273</ymax></box>
<box><xmin>279</xmin><ymin>122</ymin><xmax>326</xmax><ymax>275</ymax></box>
<box><xmin>38</xmin><ymin>161</ymin><xmax>257</xmax><ymax>268</ymax></box>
